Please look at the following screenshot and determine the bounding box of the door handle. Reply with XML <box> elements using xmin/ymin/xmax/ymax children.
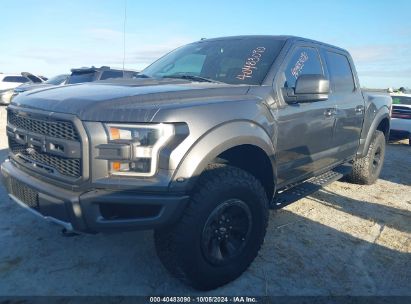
<box><xmin>324</xmin><ymin>107</ymin><xmax>336</xmax><ymax>117</ymax></box>
<box><xmin>355</xmin><ymin>105</ymin><xmax>364</xmax><ymax>114</ymax></box>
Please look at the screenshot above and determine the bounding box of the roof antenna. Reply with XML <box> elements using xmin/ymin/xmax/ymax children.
<box><xmin>122</xmin><ymin>0</ymin><xmax>127</xmax><ymax>72</ymax></box>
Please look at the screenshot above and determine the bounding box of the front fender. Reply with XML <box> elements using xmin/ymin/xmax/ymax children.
<box><xmin>169</xmin><ymin>120</ymin><xmax>276</xmax><ymax>192</ymax></box>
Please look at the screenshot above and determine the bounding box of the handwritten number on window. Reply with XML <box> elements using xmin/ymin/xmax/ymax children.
<box><xmin>291</xmin><ymin>52</ymin><xmax>308</xmax><ymax>79</ymax></box>
<box><xmin>236</xmin><ymin>47</ymin><xmax>266</xmax><ymax>80</ymax></box>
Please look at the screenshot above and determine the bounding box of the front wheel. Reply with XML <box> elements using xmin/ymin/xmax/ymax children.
<box><xmin>154</xmin><ymin>164</ymin><xmax>269</xmax><ymax>290</ymax></box>
<box><xmin>346</xmin><ymin>130</ymin><xmax>386</xmax><ymax>185</ymax></box>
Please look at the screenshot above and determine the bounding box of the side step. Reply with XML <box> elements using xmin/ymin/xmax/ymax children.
<box><xmin>270</xmin><ymin>163</ymin><xmax>352</xmax><ymax>210</ymax></box>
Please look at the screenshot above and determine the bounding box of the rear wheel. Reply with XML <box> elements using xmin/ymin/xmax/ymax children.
<box><xmin>346</xmin><ymin>130</ymin><xmax>386</xmax><ymax>185</ymax></box>
<box><xmin>154</xmin><ymin>164</ymin><xmax>269</xmax><ymax>290</ymax></box>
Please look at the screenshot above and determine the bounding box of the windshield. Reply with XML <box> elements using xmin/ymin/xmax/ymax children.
<box><xmin>142</xmin><ymin>37</ymin><xmax>285</xmax><ymax>85</ymax></box>
<box><xmin>45</xmin><ymin>74</ymin><xmax>68</xmax><ymax>85</ymax></box>
<box><xmin>392</xmin><ymin>96</ymin><xmax>411</xmax><ymax>105</ymax></box>
<box><xmin>67</xmin><ymin>72</ymin><xmax>95</xmax><ymax>84</ymax></box>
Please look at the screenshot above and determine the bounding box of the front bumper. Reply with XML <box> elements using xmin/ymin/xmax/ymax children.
<box><xmin>390</xmin><ymin>118</ymin><xmax>411</xmax><ymax>136</ymax></box>
<box><xmin>1</xmin><ymin>160</ymin><xmax>189</xmax><ymax>233</ymax></box>
<box><xmin>390</xmin><ymin>118</ymin><xmax>411</xmax><ymax>141</ymax></box>
<box><xmin>0</xmin><ymin>90</ymin><xmax>14</xmax><ymax>104</ymax></box>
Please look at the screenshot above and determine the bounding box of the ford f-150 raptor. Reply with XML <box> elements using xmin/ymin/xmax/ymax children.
<box><xmin>1</xmin><ymin>36</ymin><xmax>392</xmax><ymax>290</ymax></box>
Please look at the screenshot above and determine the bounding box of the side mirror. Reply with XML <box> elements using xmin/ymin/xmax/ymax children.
<box><xmin>284</xmin><ymin>74</ymin><xmax>330</xmax><ymax>103</ymax></box>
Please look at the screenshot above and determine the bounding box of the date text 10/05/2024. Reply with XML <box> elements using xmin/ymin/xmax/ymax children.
<box><xmin>149</xmin><ymin>296</ymin><xmax>259</xmax><ymax>303</ymax></box>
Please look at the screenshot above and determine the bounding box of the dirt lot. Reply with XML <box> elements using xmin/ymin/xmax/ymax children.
<box><xmin>0</xmin><ymin>106</ymin><xmax>409</xmax><ymax>296</ymax></box>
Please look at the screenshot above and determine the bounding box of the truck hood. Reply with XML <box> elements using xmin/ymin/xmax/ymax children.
<box><xmin>12</xmin><ymin>78</ymin><xmax>251</xmax><ymax>122</ymax></box>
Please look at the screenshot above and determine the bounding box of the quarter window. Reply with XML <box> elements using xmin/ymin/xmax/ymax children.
<box><xmin>325</xmin><ymin>52</ymin><xmax>355</xmax><ymax>92</ymax></box>
<box><xmin>283</xmin><ymin>47</ymin><xmax>323</xmax><ymax>88</ymax></box>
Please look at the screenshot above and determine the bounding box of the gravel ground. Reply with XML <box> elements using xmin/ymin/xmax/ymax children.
<box><xmin>0</xmin><ymin>106</ymin><xmax>410</xmax><ymax>296</ymax></box>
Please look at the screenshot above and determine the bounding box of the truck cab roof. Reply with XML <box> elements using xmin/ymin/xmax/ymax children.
<box><xmin>197</xmin><ymin>35</ymin><xmax>348</xmax><ymax>53</ymax></box>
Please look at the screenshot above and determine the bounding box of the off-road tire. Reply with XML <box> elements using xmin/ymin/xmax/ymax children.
<box><xmin>154</xmin><ymin>164</ymin><xmax>269</xmax><ymax>290</ymax></box>
<box><xmin>346</xmin><ymin>130</ymin><xmax>386</xmax><ymax>185</ymax></box>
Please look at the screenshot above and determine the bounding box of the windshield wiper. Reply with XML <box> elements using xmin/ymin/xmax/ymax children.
<box><xmin>162</xmin><ymin>74</ymin><xmax>224</xmax><ymax>84</ymax></box>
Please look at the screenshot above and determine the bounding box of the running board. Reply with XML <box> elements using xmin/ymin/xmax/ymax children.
<box><xmin>270</xmin><ymin>163</ymin><xmax>352</xmax><ymax>210</ymax></box>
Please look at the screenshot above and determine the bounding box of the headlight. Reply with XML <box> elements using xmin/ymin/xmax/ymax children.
<box><xmin>102</xmin><ymin>123</ymin><xmax>174</xmax><ymax>176</ymax></box>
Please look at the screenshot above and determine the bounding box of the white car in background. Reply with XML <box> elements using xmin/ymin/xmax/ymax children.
<box><xmin>0</xmin><ymin>72</ymin><xmax>44</xmax><ymax>104</ymax></box>
<box><xmin>390</xmin><ymin>93</ymin><xmax>411</xmax><ymax>145</ymax></box>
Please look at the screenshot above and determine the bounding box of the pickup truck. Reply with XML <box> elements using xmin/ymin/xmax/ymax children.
<box><xmin>390</xmin><ymin>93</ymin><xmax>411</xmax><ymax>145</ymax></box>
<box><xmin>1</xmin><ymin>36</ymin><xmax>392</xmax><ymax>290</ymax></box>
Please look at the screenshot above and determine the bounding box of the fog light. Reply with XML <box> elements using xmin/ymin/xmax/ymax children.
<box><xmin>110</xmin><ymin>159</ymin><xmax>151</xmax><ymax>174</ymax></box>
<box><xmin>111</xmin><ymin>162</ymin><xmax>130</xmax><ymax>172</ymax></box>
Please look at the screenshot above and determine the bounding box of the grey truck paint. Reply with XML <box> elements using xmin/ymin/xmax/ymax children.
<box><xmin>3</xmin><ymin>36</ymin><xmax>391</xmax><ymax>232</ymax></box>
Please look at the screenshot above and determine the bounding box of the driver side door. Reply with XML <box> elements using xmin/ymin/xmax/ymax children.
<box><xmin>275</xmin><ymin>45</ymin><xmax>337</xmax><ymax>187</ymax></box>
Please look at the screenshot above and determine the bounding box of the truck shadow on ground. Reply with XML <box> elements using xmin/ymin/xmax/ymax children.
<box><xmin>1</xmin><ymin>193</ymin><xmax>410</xmax><ymax>295</ymax></box>
<box><xmin>310</xmin><ymin>189</ymin><xmax>411</xmax><ymax>235</ymax></box>
<box><xmin>0</xmin><ymin>148</ymin><xmax>410</xmax><ymax>295</ymax></box>
<box><xmin>378</xmin><ymin>142</ymin><xmax>411</xmax><ymax>186</ymax></box>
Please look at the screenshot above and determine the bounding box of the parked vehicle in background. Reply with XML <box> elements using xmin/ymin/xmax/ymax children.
<box><xmin>0</xmin><ymin>72</ymin><xmax>42</xmax><ymax>91</ymax></box>
<box><xmin>12</xmin><ymin>74</ymin><xmax>70</xmax><ymax>100</ymax></box>
<box><xmin>66</xmin><ymin>66</ymin><xmax>138</xmax><ymax>85</ymax></box>
<box><xmin>20</xmin><ymin>72</ymin><xmax>44</xmax><ymax>84</ymax></box>
<box><xmin>390</xmin><ymin>93</ymin><xmax>411</xmax><ymax>145</ymax></box>
<box><xmin>10</xmin><ymin>67</ymin><xmax>138</xmax><ymax>103</ymax></box>
<box><xmin>1</xmin><ymin>36</ymin><xmax>391</xmax><ymax>290</ymax></box>
<box><xmin>41</xmin><ymin>74</ymin><xmax>69</xmax><ymax>85</ymax></box>
<box><xmin>37</xmin><ymin>75</ymin><xmax>48</xmax><ymax>81</ymax></box>
<box><xmin>0</xmin><ymin>72</ymin><xmax>44</xmax><ymax>104</ymax></box>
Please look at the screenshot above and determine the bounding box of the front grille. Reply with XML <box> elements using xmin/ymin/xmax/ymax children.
<box><xmin>6</xmin><ymin>176</ymin><xmax>39</xmax><ymax>209</ymax></box>
<box><xmin>7</xmin><ymin>109</ymin><xmax>83</xmax><ymax>180</ymax></box>
<box><xmin>8</xmin><ymin>110</ymin><xmax>80</xmax><ymax>141</ymax></box>
<box><xmin>392</xmin><ymin>106</ymin><xmax>411</xmax><ymax>119</ymax></box>
<box><xmin>9</xmin><ymin>138</ymin><xmax>81</xmax><ymax>178</ymax></box>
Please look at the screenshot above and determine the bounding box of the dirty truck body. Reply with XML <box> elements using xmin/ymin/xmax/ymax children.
<box><xmin>1</xmin><ymin>36</ymin><xmax>391</xmax><ymax>290</ymax></box>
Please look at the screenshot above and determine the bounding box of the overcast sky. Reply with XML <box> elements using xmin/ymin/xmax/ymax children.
<box><xmin>1</xmin><ymin>0</ymin><xmax>410</xmax><ymax>88</ymax></box>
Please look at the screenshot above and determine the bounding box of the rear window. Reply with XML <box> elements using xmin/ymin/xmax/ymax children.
<box><xmin>100</xmin><ymin>70</ymin><xmax>124</xmax><ymax>80</ymax></box>
<box><xmin>67</xmin><ymin>72</ymin><xmax>95</xmax><ymax>84</ymax></box>
<box><xmin>392</xmin><ymin>96</ymin><xmax>411</xmax><ymax>105</ymax></box>
<box><xmin>3</xmin><ymin>76</ymin><xmax>29</xmax><ymax>83</ymax></box>
<box><xmin>325</xmin><ymin>52</ymin><xmax>355</xmax><ymax>93</ymax></box>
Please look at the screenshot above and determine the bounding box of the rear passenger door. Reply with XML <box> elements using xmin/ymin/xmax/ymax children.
<box><xmin>323</xmin><ymin>50</ymin><xmax>364</xmax><ymax>161</ymax></box>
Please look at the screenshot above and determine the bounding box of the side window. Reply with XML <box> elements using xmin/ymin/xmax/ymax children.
<box><xmin>3</xmin><ymin>76</ymin><xmax>29</xmax><ymax>83</ymax></box>
<box><xmin>100</xmin><ymin>70</ymin><xmax>124</xmax><ymax>80</ymax></box>
<box><xmin>283</xmin><ymin>47</ymin><xmax>323</xmax><ymax>88</ymax></box>
<box><xmin>325</xmin><ymin>52</ymin><xmax>355</xmax><ymax>93</ymax></box>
